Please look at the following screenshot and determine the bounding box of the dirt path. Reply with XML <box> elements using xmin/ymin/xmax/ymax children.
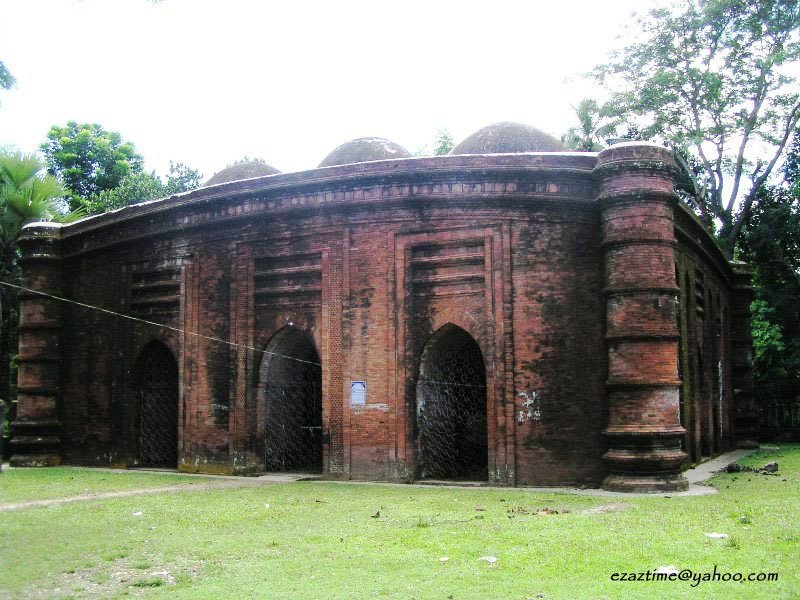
<box><xmin>0</xmin><ymin>473</ymin><xmax>306</xmax><ymax>512</ymax></box>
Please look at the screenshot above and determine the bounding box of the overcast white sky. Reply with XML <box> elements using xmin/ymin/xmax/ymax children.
<box><xmin>0</xmin><ymin>0</ymin><xmax>662</xmax><ymax>181</ymax></box>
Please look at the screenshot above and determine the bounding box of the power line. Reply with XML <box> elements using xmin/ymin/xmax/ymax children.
<box><xmin>0</xmin><ymin>280</ymin><xmax>322</xmax><ymax>367</ymax></box>
<box><xmin>0</xmin><ymin>281</ymin><xmax>492</xmax><ymax>383</ymax></box>
<box><xmin>417</xmin><ymin>379</ymin><xmax>488</xmax><ymax>389</ymax></box>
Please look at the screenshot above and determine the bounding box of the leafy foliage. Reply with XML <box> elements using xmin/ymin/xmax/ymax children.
<box><xmin>83</xmin><ymin>162</ymin><xmax>201</xmax><ymax>215</ymax></box>
<box><xmin>414</xmin><ymin>130</ymin><xmax>454</xmax><ymax>157</ymax></box>
<box><xmin>0</xmin><ymin>153</ymin><xmax>75</xmax><ymax>421</ymax></box>
<box><xmin>433</xmin><ymin>129</ymin><xmax>454</xmax><ymax>156</ymax></box>
<box><xmin>0</xmin><ymin>60</ymin><xmax>15</xmax><ymax>91</ymax></box>
<box><xmin>0</xmin><ymin>155</ymin><xmax>66</xmax><ymax>242</ymax></box>
<box><xmin>84</xmin><ymin>171</ymin><xmax>164</xmax><ymax>215</ymax></box>
<box><xmin>229</xmin><ymin>156</ymin><xmax>267</xmax><ymax>166</ymax></box>
<box><xmin>162</xmin><ymin>162</ymin><xmax>202</xmax><ymax>196</ymax></box>
<box><xmin>0</xmin><ymin>60</ymin><xmax>15</xmax><ymax>116</ymax></box>
<box><xmin>750</xmin><ymin>300</ymin><xmax>788</xmax><ymax>388</ymax></box>
<box><xmin>739</xmin><ymin>128</ymin><xmax>800</xmax><ymax>411</ymax></box>
<box><xmin>560</xmin><ymin>98</ymin><xmax>620</xmax><ymax>151</ymax></box>
<box><xmin>40</xmin><ymin>121</ymin><xmax>144</xmax><ymax>212</ymax></box>
<box><xmin>593</xmin><ymin>0</ymin><xmax>800</xmax><ymax>256</ymax></box>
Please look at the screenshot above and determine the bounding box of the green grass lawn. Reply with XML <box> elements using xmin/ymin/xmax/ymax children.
<box><xmin>0</xmin><ymin>467</ymin><xmax>209</xmax><ymax>504</ymax></box>
<box><xmin>0</xmin><ymin>446</ymin><xmax>797</xmax><ymax>599</ymax></box>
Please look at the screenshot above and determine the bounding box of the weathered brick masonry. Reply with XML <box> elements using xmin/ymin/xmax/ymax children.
<box><xmin>10</xmin><ymin>124</ymin><xmax>753</xmax><ymax>492</ymax></box>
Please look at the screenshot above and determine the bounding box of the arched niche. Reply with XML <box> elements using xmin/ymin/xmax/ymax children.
<box><xmin>136</xmin><ymin>340</ymin><xmax>179</xmax><ymax>468</ymax></box>
<box><xmin>257</xmin><ymin>326</ymin><xmax>322</xmax><ymax>472</ymax></box>
<box><xmin>415</xmin><ymin>324</ymin><xmax>488</xmax><ymax>480</ymax></box>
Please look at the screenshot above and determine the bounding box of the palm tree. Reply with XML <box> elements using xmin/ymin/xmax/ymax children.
<box><xmin>561</xmin><ymin>98</ymin><xmax>621</xmax><ymax>152</ymax></box>
<box><xmin>0</xmin><ymin>152</ymin><xmax>73</xmax><ymax>429</ymax></box>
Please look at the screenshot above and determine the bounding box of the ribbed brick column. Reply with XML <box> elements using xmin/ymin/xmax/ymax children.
<box><xmin>596</xmin><ymin>143</ymin><xmax>688</xmax><ymax>492</ymax></box>
<box><xmin>9</xmin><ymin>223</ymin><xmax>63</xmax><ymax>467</ymax></box>
<box><xmin>729</xmin><ymin>261</ymin><xmax>757</xmax><ymax>446</ymax></box>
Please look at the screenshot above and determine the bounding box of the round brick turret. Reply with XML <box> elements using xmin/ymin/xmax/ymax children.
<box><xmin>9</xmin><ymin>223</ymin><xmax>64</xmax><ymax>467</ymax></box>
<box><xmin>595</xmin><ymin>143</ymin><xmax>689</xmax><ymax>492</ymax></box>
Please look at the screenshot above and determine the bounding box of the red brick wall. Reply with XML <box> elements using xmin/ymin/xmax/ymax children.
<box><xmin>12</xmin><ymin>150</ymin><xmax>749</xmax><ymax>488</ymax></box>
<box><xmin>674</xmin><ymin>203</ymin><xmax>744</xmax><ymax>461</ymax></box>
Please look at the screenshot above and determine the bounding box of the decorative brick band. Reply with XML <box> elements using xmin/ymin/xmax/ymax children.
<box><xmin>600</xmin><ymin>238</ymin><xmax>678</xmax><ymax>250</ymax></box>
<box><xmin>596</xmin><ymin>189</ymin><xmax>678</xmax><ymax>206</ymax></box>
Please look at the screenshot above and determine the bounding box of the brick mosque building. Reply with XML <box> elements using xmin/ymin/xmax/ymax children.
<box><xmin>10</xmin><ymin>122</ymin><xmax>755</xmax><ymax>493</ymax></box>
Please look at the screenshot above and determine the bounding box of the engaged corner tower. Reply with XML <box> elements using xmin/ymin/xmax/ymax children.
<box><xmin>595</xmin><ymin>143</ymin><xmax>689</xmax><ymax>493</ymax></box>
<box><xmin>9</xmin><ymin>223</ymin><xmax>64</xmax><ymax>467</ymax></box>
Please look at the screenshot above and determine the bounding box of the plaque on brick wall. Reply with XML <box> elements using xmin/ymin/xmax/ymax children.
<box><xmin>350</xmin><ymin>381</ymin><xmax>366</xmax><ymax>406</ymax></box>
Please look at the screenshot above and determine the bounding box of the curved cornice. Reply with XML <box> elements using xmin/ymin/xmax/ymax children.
<box><xmin>673</xmin><ymin>201</ymin><xmax>738</xmax><ymax>286</ymax></box>
<box><xmin>24</xmin><ymin>155</ymin><xmax>599</xmax><ymax>263</ymax></box>
<box><xmin>55</xmin><ymin>154</ymin><xmax>597</xmax><ymax>237</ymax></box>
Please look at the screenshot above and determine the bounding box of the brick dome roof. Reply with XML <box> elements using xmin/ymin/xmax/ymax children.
<box><xmin>319</xmin><ymin>137</ymin><xmax>412</xmax><ymax>168</ymax></box>
<box><xmin>204</xmin><ymin>161</ymin><xmax>281</xmax><ymax>187</ymax></box>
<box><xmin>450</xmin><ymin>122</ymin><xmax>565</xmax><ymax>154</ymax></box>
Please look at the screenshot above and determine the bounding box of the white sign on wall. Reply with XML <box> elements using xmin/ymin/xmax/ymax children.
<box><xmin>350</xmin><ymin>381</ymin><xmax>366</xmax><ymax>406</ymax></box>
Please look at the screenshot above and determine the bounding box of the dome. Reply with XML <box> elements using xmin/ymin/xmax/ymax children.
<box><xmin>204</xmin><ymin>161</ymin><xmax>281</xmax><ymax>187</ymax></box>
<box><xmin>450</xmin><ymin>122</ymin><xmax>565</xmax><ymax>155</ymax></box>
<box><xmin>319</xmin><ymin>137</ymin><xmax>412</xmax><ymax>168</ymax></box>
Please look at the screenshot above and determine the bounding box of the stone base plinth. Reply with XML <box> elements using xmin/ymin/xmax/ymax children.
<box><xmin>602</xmin><ymin>473</ymin><xmax>689</xmax><ymax>493</ymax></box>
<box><xmin>9</xmin><ymin>453</ymin><xmax>62</xmax><ymax>467</ymax></box>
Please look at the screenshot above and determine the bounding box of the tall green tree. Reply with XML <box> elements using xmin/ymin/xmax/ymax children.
<box><xmin>40</xmin><ymin>121</ymin><xmax>144</xmax><ymax>212</ymax></box>
<box><xmin>592</xmin><ymin>0</ymin><xmax>800</xmax><ymax>257</ymax></box>
<box><xmin>739</xmin><ymin>129</ymin><xmax>800</xmax><ymax>418</ymax></box>
<box><xmin>0</xmin><ymin>153</ymin><xmax>73</xmax><ymax>413</ymax></box>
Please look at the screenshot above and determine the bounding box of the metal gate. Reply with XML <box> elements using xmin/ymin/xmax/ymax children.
<box><xmin>416</xmin><ymin>326</ymin><xmax>487</xmax><ymax>480</ymax></box>
<box><xmin>262</xmin><ymin>331</ymin><xmax>322</xmax><ymax>472</ymax></box>
<box><xmin>138</xmin><ymin>342</ymin><xmax>178</xmax><ymax>468</ymax></box>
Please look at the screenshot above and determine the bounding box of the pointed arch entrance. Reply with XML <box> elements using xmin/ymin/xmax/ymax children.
<box><xmin>415</xmin><ymin>324</ymin><xmax>488</xmax><ymax>480</ymax></box>
<box><xmin>258</xmin><ymin>327</ymin><xmax>322</xmax><ymax>472</ymax></box>
<box><xmin>137</xmin><ymin>340</ymin><xmax>179</xmax><ymax>468</ymax></box>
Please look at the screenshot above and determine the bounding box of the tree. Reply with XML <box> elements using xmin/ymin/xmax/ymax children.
<box><xmin>162</xmin><ymin>162</ymin><xmax>202</xmax><ymax>196</ymax></box>
<box><xmin>561</xmin><ymin>98</ymin><xmax>620</xmax><ymax>151</ymax></box>
<box><xmin>738</xmin><ymin>128</ymin><xmax>800</xmax><ymax>418</ymax></box>
<box><xmin>414</xmin><ymin>130</ymin><xmax>454</xmax><ymax>157</ymax></box>
<box><xmin>0</xmin><ymin>60</ymin><xmax>14</xmax><ymax>113</ymax></box>
<box><xmin>84</xmin><ymin>162</ymin><xmax>202</xmax><ymax>215</ymax></box>
<box><xmin>592</xmin><ymin>0</ymin><xmax>800</xmax><ymax>257</ymax></box>
<box><xmin>84</xmin><ymin>171</ymin><xmax>164</xmax><ymax>215</ymax></box>
<box><xmin>741</xmin><ymin>194</ymin><xmax>800</xmax><ymax>408</ymax></box>
<box><xmin>750</xmin><ymin>300</ymin><xmax>788</xmax><ymax>384</ymax></box>
<box><xmin>0</xmin><ymin>61</ymin><xmax>14</xmax><ymax>91</ymax></box>
<box><xmin>40</xmin><ymin>121</ymin><xmax>144</xmax><ymax>212</ymax></box>
<box><xmin>433</xmin><ymin>129</ymin><xmax>454</xmax><ymax>156</ymax></box>
<box><xmin>0</xmin><ymin>153</ymin><xmax>73</xmax><ymax>418</ymax></box>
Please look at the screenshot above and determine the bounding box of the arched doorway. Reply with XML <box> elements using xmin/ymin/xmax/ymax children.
<box><xmin>415</xmin><ymin>325</ymin><xmax>487</xmax><ymax>480</ymax></box>
<box><xmin>137</xmin><ymin>341</ymin><xmax>178</xmax><ymax>468</ymax></box>
<box><xmin>259</xmin><ymin>327</ymin><xmax>322</xmax><ymax>472</ymax></box>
